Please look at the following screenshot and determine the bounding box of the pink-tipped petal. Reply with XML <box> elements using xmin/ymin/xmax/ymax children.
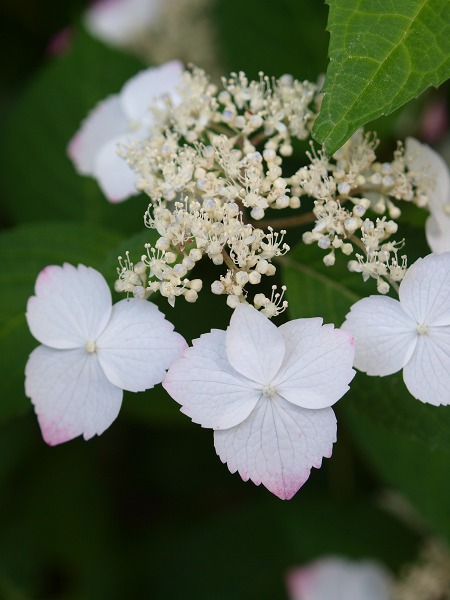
<box><xmin>342</xmin><ymin>296</ymin><xmax>417</xmax><ymax>376</ymax></box>
<box><xmin>97</xmin><ymin>298</ymin><xmax>187</xmax><ymax>392</ymax></box>
<box><xmin>120</xmin><ymin>61</ymin><xmax>184</xmax><ymax>123</ymax></box>
<box><xmin>399</xmin><ymin>253</ymin><xmax>450</xmax><ymax>326</ymax></box>
<box><xmin>163</xmin><ymin>329</ymin><xmax>261</xmax><ymax>429</ymax></box>
<box><xmin>84</xmin><ymin>0</ymin><xmax>164</xmax><ymax>47</ymax></box>
<box><xmin>274</xmin><ymin>319</ymin><xmax>355</xmax><ymax>409</ymax></box>
<box><xmin>26</xmin><ymin>264</ymin><xmax>112</xmax><ymax>349</ymax></box>
<box><xmin>226</xmin><ymin>304</ymin><xmax>285</xmax><ymax>384</ymax></box>
<box><xmin>214</xmin><ymin>396</ymin><xmax>336</xmax><ymax>500</ymax></box>
<box><xmin>286</xmin><ymin>558</ymin><xmax>392</xmax><ymax>600</ymax></box>
<box><xmin>93</xmin><ymin>135</ymin><xmax>140</xmax><ymax>202</ymax></box>
<box><xmin>68</xmin><ymin>95</ymin><xmax>128</xmax><ymax>175</ymax></box>
<box><xmin>25</xmin><ymin>345</ymin><xmax>122</xmax><ymax>445</ymax></box>
<box><xmin>403</xmin><ymin>326</ymin><xmax>450</xmax><ymax>406</ymax></box>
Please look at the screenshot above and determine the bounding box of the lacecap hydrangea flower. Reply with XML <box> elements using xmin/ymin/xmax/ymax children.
<box><xmin>25</xmin><ymin>263</ymin><xmax>186</xmax><ymax>445</ymax></box>
<box><xmin>163</xmin><ymin>304</ymin><xmax>355</xmax><ymax>499</ymax></box>
<box><xmin>286</xmin><ymin>557</ymin><xmax>392</xmax><ymax>600</ymax></box>
<box><xmin>405</xmin><ymin>137</ymin><xmax>450</xmax><ymax>254</ymax></box>
<box><xmin>68</xmin><ymin>60</ymin><xmax>183</xmax><ymax>202</ymax></box>
<box><xmin>342</xmin><ymin>252</ymin><xmax>450</xmax><ymax>406</ymax></box>
<box><xmin>84</xmin><ymin>0</ymin><xmax>164</xmax><ymax>48</ymax></box>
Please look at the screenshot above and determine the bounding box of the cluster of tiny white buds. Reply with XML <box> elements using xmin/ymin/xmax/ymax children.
<box><xmin>295</xmin><ymin>131</ymin><xmax>432</xmax><ymax>288</ymax></box>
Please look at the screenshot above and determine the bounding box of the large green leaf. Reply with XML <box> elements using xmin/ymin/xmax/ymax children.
<box><xmin>0</xmin><ymin>28</ymin><xmax>148</xmax><ymax>233</ymax></box>
<box><xmin>0</xmin><ymin>222</ymin><xmax>121</xmax><ymax>422</ymax></box>
<box><xmin>313</xmin><ymin>0</ymin><xmax>450</xmax><ymax>155</ymax></box>
<box><xmin>280</xmin><ymin>243</ymin><xmax>450</xmax><ymax>454</ymax></box>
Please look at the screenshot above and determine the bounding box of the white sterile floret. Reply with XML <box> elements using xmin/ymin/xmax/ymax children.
<box><xmin>286</xmin><ymin>557</ymin><xmax>392</xmax><ymax>600</ymax></box>
<box><xmin>84</xmin><ymin>0</ymin><xmax>164</xmax><ymax>47</ymax></box>
<box><xmin>342</xmin><ymin>252</ymin><xmax>450</xmax><ymax>406</ymax></box>
<box><xmin>405</xmin><ymin>137</ymin><xmax>450</xmax><ymax>254</ymax></box>
<box><xmin>25</xmin><ymin>263</ymin><xmax>187</xmax><ymax>445</ymax></box>
<box><xmin>163</xmin><ymin>304</ymin><xmax>355</xmax><ymax>499</ymax></box>
<box><xmin>67</xmin><ymin>60</ymin><xmax>183</xmax><ymax>202</ymax></box>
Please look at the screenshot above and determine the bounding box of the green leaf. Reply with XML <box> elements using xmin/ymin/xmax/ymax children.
<box><xmin>280</xmin><ymin>242</ymin><xmax>450</xmax><ymax>454</ymax></box>
<box><xmin>0</xmin><ymin>28</ymin><xmax>148</xmax><ymax>234</ymax></box>
<box><xmin>313</xmin><ymin>0</ymin><xmax>450</xmax><ymax>155</ymax></box>
<box><xmin>0</xmin><ymin>222</ymin><xmax>121</xmax><ymax>422</ymax></box>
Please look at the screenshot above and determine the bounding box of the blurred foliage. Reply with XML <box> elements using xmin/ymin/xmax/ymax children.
<box><xmin>0</xmin><ymin>0</ymin><xmax>447</xmax><ymax>598</ymax></box>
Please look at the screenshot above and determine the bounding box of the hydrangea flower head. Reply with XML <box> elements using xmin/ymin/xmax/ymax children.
<box><xmin>25</xmin><ymin>263</ymin><xmax>187</xmax><ymax>445</ymax></box>
<box><xmin>342</xmin><ymin>252</ymin><xmax>450</xmax><ymax>406</ymax></box>
<box><xmin>68</xmin><ymin>60</ymin><xmax>183</xmax><ymax>202</ymax></box>
<box><xmin>163</xmin><ymin>304</ymin><xmax>355</xmax><ymax>499</ymax></box>
<box><xmin>286</xmin><ymin>557</ymin><xmax>392</xmax><ymax>600</ymax></box>
<box><xmin>406</xmin><ymin>137</ymin><xmax>450</xmax><ymax>253</ymax></box>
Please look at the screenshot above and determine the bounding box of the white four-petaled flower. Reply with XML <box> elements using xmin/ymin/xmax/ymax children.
<box><xmin>286</xmin><ymin>557</ymin><xmax>392</xmax><ymax>600</ymax></box>
<box><xmin>163</xmin><ymin>304</ymin><xmax>355</xmax><ymax>499</ymax></box>
<box><xmin>68</xmin><ymin>60</ymin><xmax>183</xmax><ymax>202</ymax></box>
<box><xmin>406</xmin><ymin>137</ymin><xmax>450</xmax><ymax>254</ymax></box>
<box><xmin>84</xmin><ymin>0</ymin><xmax>164</xmax><ymax>48</ymax></box>
<box><xmin>25</xmin><ymin>263</ymin><xmax>187</xmax><ymax>445</ymax></box>
<box><xmin>342</xmin><ymin>252</ymin><xmax>450</xmax><ymax>406</ymax></box>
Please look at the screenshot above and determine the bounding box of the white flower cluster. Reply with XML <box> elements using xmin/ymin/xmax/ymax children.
<box><xmin>296</xmin><ymin>131</ymin><xmax>434</xmax><ymax>293</ymax></box>
<box><xmin>116</xmin><ymin>66</ymin><xmax>320</xmax><ymax>315</ymax></box>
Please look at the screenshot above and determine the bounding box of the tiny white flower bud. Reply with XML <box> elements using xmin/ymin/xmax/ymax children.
<box><xmin>134</xmin><ymin>261</ymin><xmax>146</xmax><ymax>275</ymax></box>
<box><xmin>256</xmin><ymin>259</ymin><xmax>269</xmax><ymax>274</ymax></box>
<box><xmin>188</xmin><ymin>279</ymin><xmax>203</xmax><ymax>292</ymax></box>
<box><xmin>253</xmin><ymin>293</ymin><xmax>266</xmax><ymax>308</ymax></box>
<box><xmin>289</xmin><ymin>196</ymin><xmax>301</xmax><ymax>209</ymax></box>
<box><xmin>302</xmin><ymin>232</ymin><xmax>314</xmax><ymax>244</ymax></box>
<box><xmin>227</xmin><ymin>295</ymin><xmax>240</xmax><ymax>309</ymax></box>
<box><xmin>280</xmin><ymin>144</ymin><xmax>293</xmax><ymax>156</ymax></box>
<box><xmin>265</xmin><ymin>265</ymin><xmax>276</xmax><ymax>276</ymax></box>
<box><xmin>182</xmin><ymin>256</ymin><xmax>195</xmax><ymax>270</ymax></box>
<box><xmin>173</xmin><ymin>263</ymin><xmax>187</xmax><ymax>278</ymax></box>
<box><xmin>276</xmin><ymin>195</ymin><xmax>290</xmax><ymax>209</ymax></box>
<box><xmin>189</xmin><ymin>249</ymin><xmax>203</xmax><ymax>262</ymax></box>
<box><xmin>377</xmin><ymin>280</ymin><xmax>390</xmax><ymax>294</ymax></box>
<box><xmin>385</xmin><ymin>220</ymin><xmax>398</xmax><ymax>234</ymax></box>
<box><xmin>248</xmin><ymin>271</ymin><xmax>261</xmax><ymax>284</ymax></box>
<box><xmin>133</xmin><ymin>286</ymin><xmax>146</xmax><ymax>299</ymax></box>
<box><xmin>156</xmin><ymin>238</ymin><xmax>170</xmax><ymax>251</ymax></box>
<box><xmin>323</xmin><ymin>252</ymin><xmax>335</xmax><ymax>267</ymax></box>
<box><xmin>211</xmin><ymin>280</ymin><xmax>225</xmax><ymax>295</ymax></box>
<box><xmin>184</xmin><ymin>289</ymin><xmax>198</xmax><ymax>303</ymax></box>
<box><xmin>235</xmin><ymin>271</ymin><xmax>249</xmax><ymax>286</ymax></box>
<box><xmin>318</xmin><ymin>236</ymin><xmax>331</xmax><ymax>249</ymax></box>
<box><xmin>344</xmin><ymin>217</ymin><xmax>359</xmax><ymax>234</ymax></box>
<box><xmin>250</xmin><ymin>207</ymin><xmax>265</xmax><ymax>220</ymax></box>
<box><xmin>338</xmin><ymin>181</ymin><xmax>351</xmax><ymax>195</ymax></box>
<box><xmin>341</xmin><ymin>243</ymin><xmax>353</xmax><ymax>255</ymax></box>
<box><xmin>263</xmin><ymin>148</ymin><xmax>276</xmax><ymax>162</ymax></box>
<box><xmin>164</xmin><ymin>252</ymin><xmax>177</xmax><ymax>264</ymax></box>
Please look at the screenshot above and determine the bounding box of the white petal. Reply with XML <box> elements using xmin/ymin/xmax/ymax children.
<box><xmin>403</xmin><ymin>326</ymin><xmax>450</xmax><ymax>406</ymax></box>
<box><xmin>286</xmin><ymin>558</ymin><xmax>392</xmax><ymax>600</ymax></box>
<box><xmin>426</xmin><ymin>214</ymin><xmax>450</xmax><ymax>254</ymax></box>
<box><xmin>26</xmin><ymin>264</ymin><xmax>112</xmax><ymax>349</ymax></box>
<box><xmin>97</xmin><ymin>298</ymin><xmax>187</xmax><ymax>392</ymax></box>
<box><xmin>163</xmin><ymin>329</ymin><xmax>261</xmax><ymax>429</ymax></box>
<box><xmin>93</xmin><ymin>134</ymin><xmax>140</xmax><ymax>202</ymax></box>
<box><xmin>405</xmin><ymin>137</ymin><xmax>450</xmax><ymax>213</ymax></box>
<box><xmin>67</xmin><ymin>95</ymin><xmax>128</xmax><ymax>175</ymax></box>
<box><xmin>214</xmin><ymin>395</ymin><xmax>336</xmax><ymax>500</ymax></box>
<box><xmin>226</xmin><ymin>304</ymin><xmax>285</xmax><ymax>384</ymax></box>
<box><xmin>120</xmin><ymin>61</ymin><xmax>184</xmax><ymax>123</ymax></box>
<box><xmin>25</xmin><ymin>345</ymin><xmax>122</xmax><ymax>445</ymax></box>
<box><xmin>342</xmin><ymin>296</ymin><xmax>417</xmax><ymax>376</ymax></box>
<box><xmin>399</xmin><ymin>253</ymin><xmax>450</xmax><ymax>326</ymax></box>
<box><xmin>84</xmin><ymin>0</ymin><xmax>163</xmax><ymax>47</ymax></box>
<box><xmin>273</xmin><ymin>319</ymin><xmax>355</xmax><ymax>409</ymax></box>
